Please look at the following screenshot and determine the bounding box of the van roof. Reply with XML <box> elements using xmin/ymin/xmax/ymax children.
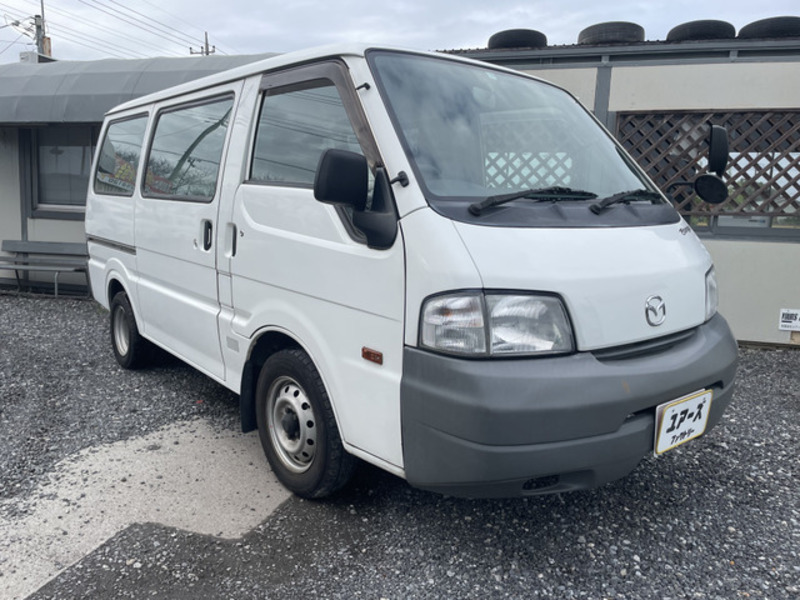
<box><xmin>105</xmin><ymin>44</ymin><xmax>497</xmax><ymax>116</ymax></box>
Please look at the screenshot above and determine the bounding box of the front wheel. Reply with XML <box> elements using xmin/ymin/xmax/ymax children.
<box><xmin>256</xmin><ymin>349</ymin><xmax>355</xmax><ymax>498</ymax></box>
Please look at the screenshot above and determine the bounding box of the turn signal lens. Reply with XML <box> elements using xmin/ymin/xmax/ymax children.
<box><xmin>705</xmin><ymin>267</ymin><xmax>719</xmax><ymax>321</ymax></box>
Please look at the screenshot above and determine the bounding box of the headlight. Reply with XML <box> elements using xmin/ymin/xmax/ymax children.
<box><xmin>705</xmin><ymin>267</ymin><xmax>718</xmax><ymax>321</ymax></box>
<box><xmin>420</xmin><ymin>292</ymin><xmax>574</xmax><ymax>357</ymax></box>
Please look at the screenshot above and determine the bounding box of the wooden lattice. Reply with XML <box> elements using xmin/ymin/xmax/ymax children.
<box><xmin>616</xmin><ymin>111</ymin><xmax>800</xmax><ymax>224</ymax></box>
<box><xmin>485</xmin><ymin>152</ymin><xmax>573</xmax><ymax>188</ymax></box>
<box><xmin>482</xmin><ymin>117</ymin><xmax>573</xmax><ymax>188</ymax></box>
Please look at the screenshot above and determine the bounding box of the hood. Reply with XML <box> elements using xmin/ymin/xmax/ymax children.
<box><xmin>452</xmin><ymin>220</ymin><xmax>713</xmax><ymax>351</ymax></box>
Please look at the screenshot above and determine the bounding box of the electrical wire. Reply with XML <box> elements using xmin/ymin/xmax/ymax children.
<box><xmin>4</xmin><ymin>0</ymin><xmax>166</xmax><ymax>59</ymax></box>
<box><xmin>136</xmin><ymin>0</ymin><xmax>237</xmax><ymax>54</ymax></box>
<box><xmin>2</xmin><ymin>0</ymin><xmax>238</xmax><ymax>61</ymax></box>
<box><xmin>75</xmin><ymin>0</ymin><xmax>186</xmax><ymax>56</ymax></box>
<box><xmin>0</xmin><ymin>31</ymin><xmax>27</xmax><ymax>56</ymax></box>
<box><xmin>99</xmin><ymin>0</ymin><xmax>205</xmax><ymax>49</ymax></box>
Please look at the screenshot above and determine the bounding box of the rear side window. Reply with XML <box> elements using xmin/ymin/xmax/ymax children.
<box><xmin>143</xmin><ymin>96</ymin><xmax>234</xmax><ymax>201</ymax></box>
<box><xmin>94</xmin><ymin>115</ymin><xmax>147</xmax><ymax>197</ymax></box>
<box><xmin>250</xmin><ymin>81</ymin><xmax>363</xmax><ymax>186</ymax></box>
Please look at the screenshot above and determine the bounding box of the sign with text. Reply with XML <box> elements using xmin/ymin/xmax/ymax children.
<box><xmin>779</xmin><ymin>309</ymin><xmax>800</xmax><ymax>331</ymax></box>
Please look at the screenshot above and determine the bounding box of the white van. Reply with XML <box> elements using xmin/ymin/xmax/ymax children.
<box><xmin>86</xmin><ymin>45</ymin><xmax>737</xmax><ymax>498</ymax></box>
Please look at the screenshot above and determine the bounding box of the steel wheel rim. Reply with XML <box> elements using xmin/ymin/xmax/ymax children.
<box><xmin>266</xmin><ymin>376</ymin><xmax>317</xmax><ymax>473</ymax></box>
<box><xmin>112</xmin><ymin>305</ymin><xmax>130</xmax><ymax>356</ymax></box>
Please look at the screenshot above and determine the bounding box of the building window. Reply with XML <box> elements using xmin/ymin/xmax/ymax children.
<box><xmin>29</xmin><ymin>125</ymin><xmax>100</xmax><ymax>214</ymax></box>
<box><xmin>617</xmin><ymin>111</ymin><xmax>800</xmax><ymax>239</ymax></box>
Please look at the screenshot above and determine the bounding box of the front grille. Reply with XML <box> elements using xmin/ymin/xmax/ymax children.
<box><xmin>591</xmin><ymin>328</ymin><xmax>696</xmax><ymax>361</ymax></box>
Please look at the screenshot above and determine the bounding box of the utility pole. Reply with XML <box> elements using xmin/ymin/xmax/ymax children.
<box><xmin>34</xmin><ymin>14</ymin><xmax>43</xmax><ymax>54</ymax></box>
<box><xmin>34</xmin><ymin>0</ymin><xmax>51</xmax><ymax>58</ymax></box>
<box><xmin>190</xmin><ymin>32</ymin><xmax>216</xmax><ymax>56</ymax></box>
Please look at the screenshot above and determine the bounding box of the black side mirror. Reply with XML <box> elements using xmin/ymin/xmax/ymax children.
<box><xmin>707</xmin><ymin>124</ymin><xmax>728</xmax><ymax>177</ymax></box>
<box><xmin>694</xmin><ymin>173</ymin><xmax>727</xmax><ymax>204</ymax></box>
<box><xmin>352</xmin><ymin>167</ymin><xmax>398</xmax><ymax>250</ymax></box>
<box><xmin>314</xmin><ymin>149</ymin><xmax>369</xmax><ymax>210</ymax></box>
<box><xmin>314</xmin><ymin>149</ymin><xmax>398</xmax><ymax>250</ymax></box>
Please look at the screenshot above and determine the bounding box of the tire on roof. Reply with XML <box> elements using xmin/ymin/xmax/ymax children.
<box><xmin>738</xmin><ymin>16</ymin><xmax>800</xmax><ymax>39</ymax></box>
<box><xmin>667</xmin><ymin>20</ymin><xmax>736</xmax><ymax>42</ymax></box>
<box><xmin>578</xmin><ymin>22</ymin><xmax>644</xmax><ymax>45</ymax></box>
<box><xmin>488</xmin><ymin>29</ymin><xmax>548</xmax><ymax>50</ymax></box>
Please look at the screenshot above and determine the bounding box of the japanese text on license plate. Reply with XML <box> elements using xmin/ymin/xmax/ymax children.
<box><xmin>654</xmin><ymin>390</ymin><xmax>713</xmax><ymax>455</ymax></box>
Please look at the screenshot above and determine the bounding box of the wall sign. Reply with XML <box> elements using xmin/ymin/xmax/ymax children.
<box><xmin>779</xmin><ymin>309</ymin><xmax>800</xmax><ymax>331</ymax></box>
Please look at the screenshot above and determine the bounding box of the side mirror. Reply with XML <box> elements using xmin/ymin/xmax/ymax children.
<box><xmin>707</xmin><ymin>124</ymin><xmax>728</xmax><ymax>177</ymax></box>
<box><xmin>694</xmin><ymin>173</ymin><xmax>727</xmax><ymax>204</ymax></box>
<box><xmin>314</xmin><ymin>149</ymin><xmax>398</xmax><ymax>250</ymax></box>
<box><xmin>314</xmin><ymin>149</ymin><xmax>368</xmax><ymax>210</ymax></box>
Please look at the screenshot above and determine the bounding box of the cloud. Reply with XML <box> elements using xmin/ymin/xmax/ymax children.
<box><xmin>1</xmin><ymin>0</ymin><xmax>798</xmax><ymax>64</ymax></box>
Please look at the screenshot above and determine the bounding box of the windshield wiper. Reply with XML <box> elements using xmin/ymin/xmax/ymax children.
<box><xmin>468</xmin><ymin>186</ymin><xmax>598</xmax><ymax>216</ymax></box>
<box><xmin>590</xmin><ymin>189</ymin><xmax>663</xmax><ymax>214</ymax></box>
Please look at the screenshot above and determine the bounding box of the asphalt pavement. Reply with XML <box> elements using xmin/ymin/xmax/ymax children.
<box><xmin>1</xmin><ymin>293</ymin><xmax>798</xmax><ymax>599</ymax></box>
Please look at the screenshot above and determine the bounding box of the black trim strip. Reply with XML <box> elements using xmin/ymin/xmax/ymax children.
<box><xmin>592</xmin><ymin>328</ymin><xmax>697</xmax><ymax>361</ymax></box>
<box><xmin>86</xmin><ymin>235</ymin><xmax>136</xmax><ymax>255</ymax></box>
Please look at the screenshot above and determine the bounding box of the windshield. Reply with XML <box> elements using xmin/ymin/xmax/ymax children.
<box><xmin>368</xmin><ymin>51</ymin><xmax>665</xmax><ymax>226</ymax></box>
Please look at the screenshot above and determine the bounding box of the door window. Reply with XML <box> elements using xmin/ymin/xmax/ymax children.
<box><xmin>250</xmin><ymin>80</ymin><xmax>364</xmax><ymax>186</ymax></box>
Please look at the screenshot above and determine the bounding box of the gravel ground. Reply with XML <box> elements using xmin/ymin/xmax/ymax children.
<box><xmin>0</xmin><ymin>293</ymin><xmax>239</xmax><ymax>514</ymax></box>
<box><xmin>1</xmin><ymin>292</ymin><xmax>799</xmax><ymax>599</ymax></box>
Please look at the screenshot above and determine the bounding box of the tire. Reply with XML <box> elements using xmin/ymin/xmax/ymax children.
<box><xmin>488</xmin><ymin>29</ymin><xmax>548</xmax><ymax>50</ymax></box>
<box><xmin>578</xmin><ymin>22</ymin><xmax>644</xmax><ymax>45</ymax></box>
<box><xmin>109</xmin><ymin>290</ymin><xmax>151</xmax><ymax>369</ymax></box>
<box><xmin>738</xmin><ymin>16</ymin><xmax>800</xmax><ymax>39</ymax></box>
<box><xmin>256</xmin><ymin>349</ymin><xmax>355</xmax><ymax>499</ymax></box>
<box><xmin>667</xmin><ymin>20</ymin><xmax>735</xmax><ymax>42</ymax></box>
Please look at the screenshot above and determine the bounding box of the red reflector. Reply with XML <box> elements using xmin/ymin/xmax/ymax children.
<box><xmin>362</xmin><ymin>347</ymin><xmax>383</xmax><ymax>365</ymax></box>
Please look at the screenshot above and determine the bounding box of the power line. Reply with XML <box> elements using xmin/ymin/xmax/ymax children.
<box><xmin>100</xmin><ymin>0</ymin><xmax>203</xmax><ymax>49</ymax></box>
<box><xmin>0</xmin><ymin>32</ymin><xmax>27</xmax><ymax>56</ymax></box>
<box><xmin>136</xmin><ymin>0</ymin><xmax>237</xmax><ymax>54</ymax></box>
<box><xmin>0</xmin><ymin>2</ymin><xmax>31</xmax><ymax>21</ymax></box>
<box><xmin>4</xmin><ymin>0</ymin><xmax>237</xmax><ymax>62</ymax></box>
<box><xmin>74</xmin><ymin>0</ymin><xmax>187</xmax><ymax>57</ymax></box>
<box><xmin>47</xmin><ymin>23</ymin><xmax>144</xmax><ymax>59</ymax></box>
<box><xmin>7</xmin><ymin>0</ymin><xmax>171</xmax><ymax>60</ymax></box>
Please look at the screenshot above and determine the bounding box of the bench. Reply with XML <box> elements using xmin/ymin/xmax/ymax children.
<box><xmin>0</xmin><ymin>240</ymin><xmax>89</xmax><ymax>297</ymax></box>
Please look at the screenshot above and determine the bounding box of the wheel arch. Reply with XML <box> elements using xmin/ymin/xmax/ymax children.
<box><xmin>106</xmin><ymin>275</ymin><xmax>142</xmax><ymax>329</ymax></box>
<box><xmin>107</xmin><ymin>277</ymin><xmax>126</xmax><ymax>306</ymax></box>
<box><xmin>240</xmin><ymin>329</ymin><xmax>304</xmax><ymax>433</ymax></box>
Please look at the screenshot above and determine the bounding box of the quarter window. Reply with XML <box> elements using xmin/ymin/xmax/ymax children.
<box><xmin>143</xmin><ymin>96</ymin><xmax>233</xmax><ymax>201</ymax></box>
<box><xmin>250</xmin><ymin>81</ymin><xmax>364</xmax><ymax>186</ymax></box>
<box><xmin>94</xmin><ymin>115</ymin><xmax>148</xmax><ymax>196</ymax></box>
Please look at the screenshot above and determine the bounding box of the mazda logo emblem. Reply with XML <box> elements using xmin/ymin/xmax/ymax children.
<box><xmin>645</xmin><ymin>295</ymin><xmax>666</xmax><ymax>326</ymax></box>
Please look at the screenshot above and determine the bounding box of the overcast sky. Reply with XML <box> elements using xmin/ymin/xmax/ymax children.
<box><xmin>0</xmin><ymin>0</ymin><xmax>798</xmax><ymax>64</ymax></box>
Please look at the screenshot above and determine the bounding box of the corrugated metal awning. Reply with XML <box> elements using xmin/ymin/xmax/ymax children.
<box><xmin>0</xmin><ymin>53</ymin><xmax>275</xmax><ymax>124</ymax></box>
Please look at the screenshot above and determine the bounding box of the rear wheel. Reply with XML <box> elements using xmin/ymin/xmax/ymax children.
<box><xmin>109</xmin><ymin>291</ymin><xmax>151</xmax><ymax>369</ymax></box>
<box><xmin>256</xmin><ymin>349</ymin><xmax>355</xmax><ymax>498</ymax></box>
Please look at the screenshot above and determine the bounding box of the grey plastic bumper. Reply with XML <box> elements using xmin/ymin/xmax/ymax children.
<box><xmin>400</xmin><ymin>313</ymin><xmax>738</xmax><ymax>498</ymax></box>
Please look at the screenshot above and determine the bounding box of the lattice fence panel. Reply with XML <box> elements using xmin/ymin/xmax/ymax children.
<box><xmin>482</xmin><ymin>119</ymin><xmax>573</xmax><ymax>189</ymax></box>
<box><xmin>616</xmin><ymin>111</ymin><xmax>800</xmax><ymax>222</ymax></box>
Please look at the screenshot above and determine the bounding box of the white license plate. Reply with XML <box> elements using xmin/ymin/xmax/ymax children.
<box><xmin>654</xmin><ymin>389</ymin><xmax>713</xmax><ymax>455</ymax></box>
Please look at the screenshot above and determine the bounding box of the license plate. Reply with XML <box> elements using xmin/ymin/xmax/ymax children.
<box><xmin>654</xmin><ymin>389</ymin><xmax>713</xmax><ymax>455</ymax></box>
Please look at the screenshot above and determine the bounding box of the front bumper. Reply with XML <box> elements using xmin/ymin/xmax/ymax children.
<box><xmin>400</xmin><ymin>313</ymin><xmax>738</xmax><ymax>497</ymax></box>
